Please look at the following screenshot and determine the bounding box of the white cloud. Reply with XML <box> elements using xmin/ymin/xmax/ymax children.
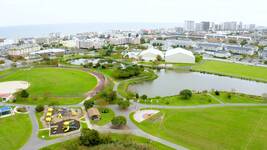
<box><xmin>0</xmin><ymin>0</ymin><xmax>266</xmax><ymax>26</ymax></box>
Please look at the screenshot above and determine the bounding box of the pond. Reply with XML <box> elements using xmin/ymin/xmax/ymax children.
<box><xmin>129</xmin><ymin>70</ymin><xmax>267</xmax><ymax>97</ymax></box>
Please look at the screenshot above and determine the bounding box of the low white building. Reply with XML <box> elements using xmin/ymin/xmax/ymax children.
<box><xmin>109</xmin><ymin>37</ymin><xmax>140</xmax><ymax>45</ymax></box>
<box><xmin>61</xmin><ymin>40</ymin><xmax>77</xmax><ymax>48</ymax></box>
<box><xmin>139</xmin><ymin>48</ymin><xmax>164</xmax><ymax>61</ymax></box>
<box><xmin>30</xmin><ymin>48</ymin><xmax>65</xmax><ymax>55</ymax></box>
<box><xmin>165</xmin><ymin>48</ymin><xmax>195</xmax><ymax>64</ymax></box>
<box><xmin>77</xmin><ymin>39</ymin><xmax>105</xmax><ymax>49</ymax></box>
<box><xmin>8</xmin><ymin>44</ymin><xmax>41</xmax><ymax>56</ymax></box>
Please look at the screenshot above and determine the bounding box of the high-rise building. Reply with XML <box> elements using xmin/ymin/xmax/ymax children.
<box><xmin>201</xmin><ymin>21</ymin><xmax>210</xmax><ymax>31</ymax></box>
<box><xmin>195</xmin><ymin>23</ymin><xmax>202</xmax><ymax>31</ymax></box>
<box><xmin>223</xmin><ymin>22</ymin><xmax>237</xmax><ymax>31</ymax></box>
<box><xmin>237</xmin><ymin>22</ymin><xmax>243</xmax><ymax>31</ymax></box>
<box><xmin>249</xmin><ymin>24</ymin><xmax>256</xmax><ymax>31</ymax></box>
<box><xmin>184</xmin><ymin>20</ymin><xmax>195</xmax><ymax>32</ymax></box>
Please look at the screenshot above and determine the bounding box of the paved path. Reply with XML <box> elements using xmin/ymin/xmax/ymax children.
<box><xmin>21</xmin><ymin>107</ymin><xmax>44</xmax><ymax>150</ymax></box>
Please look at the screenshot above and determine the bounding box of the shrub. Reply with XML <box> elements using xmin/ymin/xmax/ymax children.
<box><xmin>118</xmin><ymin>100</ymin><xmax>130</xmax><ymax>110</ymax></box>
<box><xmin>20</xmin><ymin>90</ymin><xmax>29</xmax><ymax>98</ymax></box>
<box><xmin>84</xmin><ymin>100</ymin><xmax>95</xmax><ymax>109</ymax></box>
<box><xmin>215</xmin><ymin>90</ymin><xmax>220</xmax><ymax>96</ymax></box>
<box><xmin>180</xmin><ymin>89</ymin><xmax>192</xmax><ymax>100</ymax></box>
<box><xmin>227</xmin><ymin>93</ymin><xmax>232</xmax><ymax>99</ymax></box>
<box><xmin>195</xmin><ymin>54</ymin><xmax>203</xmax><ymax>63</ymax></box>
<box><xmin>135</xmin><ymin>93</ymin><xmax>139</xmax><ymax>99</ymax></box>
<box><xmin>100</xmin><ymin>108</ymin><xmax>110</xmax><ymax>113</ymax></box>
<box><xmin>141</xmin><ymin>95</ymin><xmax>148</xmax><ymax>100</ymax></box>
<box><xmin>16</xmin><ymin>107</ymin><xmax>27</xmax><ymax>112</ymax></box>
<box><xmin>80</xmin><ymin>129</ymin><xmax>101</xmax><ymax>146</ymax></box>
<box><xmin>35</xmin><ymin>105</ymin><xmax>44</xmax><ymax>112</ymax></box>
<box><xmin>111</xmin><ymin>116</ymin><xmax>127</xmax><ymax>128</ymax></box>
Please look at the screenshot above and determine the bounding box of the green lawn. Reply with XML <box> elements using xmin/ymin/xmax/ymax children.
<box><xmin>211</xmin><ymin>92</ymin><xmax>266</xmax><ymax>103</ymax></box>
<box><xmin>91</xmin><ymin>108</ymin><xmax>115</xmax><ymax>126</ymax></box>
<box><xmin>35</xmin><ymin>111</ymin><xmax>44</xmax><ymax>129</ymax></box>
<box><xmin>40</xmin><ymin>133</ymin><xmax>173</xmax><ymax>150</ymax></box>
<box><xmin>38</xmin><ymin>129</ymin><xmax>61</xmax><ymax>140</ymax></box>
<box><xmin>0</xmin><ymin>67</ymin><xmax>97</xmax><ymax>105</ymax></box>
<box><xmin>139</xmin><ymin>93</ymin><xmax>219</xmax><ymax>106</ymax></box>
<box><xmin>132</xmin><ymin>106</ymin><xmax>267</xmax><ymax>150</ymax></box>
<box><xmin>192</xmin><ymin>60</ymin><xmax>267</xmax><ymax>82</ymax></box>
<box><xmin>0</xmin><ymin>114</ymin><xmax>32</xmax><ymax>150</ymax></box>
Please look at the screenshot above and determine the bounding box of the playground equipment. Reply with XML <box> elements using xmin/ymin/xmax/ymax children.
<box><xmin>57</xmin><ymin>113</ymin><xmax>62</xmax><ymax>119</ymax></box>
<box><xmin>63</xmin><ymin>121</ymin><xmax>70</xmax><ymax>132</ymax></box>
<box><xmin>45</xmin><ymin>117</ymin><xmax>51</xmax><ymax>122</ymax></box>
<box><xmin>71</xmin><ymin>109</ymin><xmax>77</xmax><ymax>116</ymax></box>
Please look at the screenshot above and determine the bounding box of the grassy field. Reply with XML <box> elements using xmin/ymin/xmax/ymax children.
<box><xmin>139</xmin><ymin>92</ymin><xmax>266</xmax><ymax>106</ymax></box>
<box><xmin>40</xmin><ymin>133</ymin><xmax>173</xmax><ymax>150</ymax></box>
<box><xmin>0</xmin><ymin>67</ymin><xmax>97</xmax><ymax>105</ymax></box>
<box><xmin>139</xmin><ymin>93</ymin><xmax>219</xmax><ymax>106</ymax></box>
<box><xmin>38</xmin><ymin>129</ymin><xmax>61</xmax><ymax>140</ymax></box>
<box><xmin>192</xmin><ymin>60</ymin><xmax>267</xmax><ymax>82</ymax></box>
<box><xmin>132</xmin><ymin>106</ymin><xmax>267</xmax><ymax>150</ymax></box>
<box><xmin>91</xmin><ymin>108</ymin><xmax>115</xmax><ymax>126</ymax></box>
<box><xmin>0</xmin><ymin>114</ymin><xmax>32</xmax><ymax>150</ymax></box>
<box><xmin>211</xmin><ymin>92</ymin><xmax>266</xmax><ymax>103</ymax></box>
<box><xmin>35</xmin><ymin>111</ymin><xmax>44</xmax><ymax>129</ymax></box>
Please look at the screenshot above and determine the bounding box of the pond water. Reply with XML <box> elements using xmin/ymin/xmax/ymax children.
<box><xmin>129</xmin><ymin>70</ymin><xmax>267</xmax><ymax>97</ymax></box>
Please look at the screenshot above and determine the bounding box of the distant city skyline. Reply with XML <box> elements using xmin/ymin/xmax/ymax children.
<box><xmin>0</xmin><ymin>0</ymin><xmax>267</xmax><ymax>27</ymax></box>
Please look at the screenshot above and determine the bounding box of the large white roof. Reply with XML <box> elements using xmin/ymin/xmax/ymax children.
<box><xmin>165</xmin><ymin>48</ymin><xmax>194</xmax><ymax>57</ymax></box>
<box><xmin>31</xmin><ymin>49</ymin><xmax>66</xmax><ymax>55</ymax></box>
<box><xmin>139</xmin><ymin>48</ymin><xmax>163</xmax><ymax>56</ymax></box>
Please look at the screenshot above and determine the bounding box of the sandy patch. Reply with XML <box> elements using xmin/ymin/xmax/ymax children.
<box><xmin>0</xmin><ymin>81</ymin><xmax>30</xmax><ymax>94</ymax></box>
<box><xmin>134</xmin><ymin>109</ymin><xmax>159</xmax><ymax>123</ymax></box>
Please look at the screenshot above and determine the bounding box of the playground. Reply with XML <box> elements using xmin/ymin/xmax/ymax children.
<box><xmin>50</xmin><ymin>119</ymin><xmax>80</xmax><ymax>135</ymax></box>
<box><xmin>40</xmin><ymin>106</ymin><xmax>83</xmax><ymax>135</ymax></box>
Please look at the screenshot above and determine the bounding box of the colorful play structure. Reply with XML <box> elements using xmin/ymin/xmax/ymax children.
<box><xmin>42</xmin><ymin>106</ymin><xmax>82</xmax><ymax>135</ymax></box>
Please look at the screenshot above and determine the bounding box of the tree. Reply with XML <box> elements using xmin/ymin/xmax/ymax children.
<box><xmin>140</xmin><ymin>38</ymin><xmax>146</xmax><ymax>44</ymax></box>
<box><xmin>215</xmin><ymin>90</ymin><xmax>220</xmax><ymax>96</ymax></box>
<box><xmin>20</xmin><ymin>90</ymin><xmax>29</xmax><ymax>98</ymax></box>
<box><xmin>180</xmin><ymin>89</ymin><xmax>192</xmax><ymax>100</ymax></box>
<box><xmin>228</xmin><ymin>39</ymin><xmax>237</xmax><ymax>44</ymax></box>
<box><xmin>35</xmin><ymin>105</ymin><xmax>44</xmax><ymax>112</ymax></box>
<box><xmin>111</xmin><ymin>116</ymin><xmax>127</xmax><ymax>128</ymax></box>
<box><xmin>195</xmin><ymin>55</ymin><xmax>203</xmax><ymax>63</ymax></box>
<box><xmin>135</xmin><ymin>93</ymin><xmax>139</xmax><ymax>99</ymax></box>
<box><xmin>84</xmin><ymin>100</ymin><xmax>95</xmax><ymax>109</ymax></box>
<box><xmin>80</xmin><ymin>129</ymin><xmax>101</xmax><ymax>146</ymax></box>
<box><xmin>240</xmin><ymin>39</ymin><xmax>248</xmax><ymax>47</ymax></box>
<box><xmin>141</xmin><ymin>95</ymin><xmax>147</xmax><ymax>100</ymax></box>
<box><xmin>118</xmin><ymin>100</ymin><xmax>130</xmax><ymax>110</ymax></box>
<box><xmin>156</xmin><ymin>55</ymin><xmax>162</xmax><ymax>61</ymax></box>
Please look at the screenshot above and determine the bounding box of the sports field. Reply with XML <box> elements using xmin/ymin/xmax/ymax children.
<box><xmin>0</xmin><ymin>68</ymin><xmax>97</xmax><ymax>105</ymax></box>
<box><xmin>133</xmin><ymin>106</ymin><xmax>267</xmax><ymax>150</ymax></box>
<box><xmin>192</xmin><ymin>60</ymin><xmax>267</xmax><ymax>82</ymax></box>
<box><xmin>0</xmin><ymin>114</ymin><xmax>32</xmax><ymax>150</ymax></box>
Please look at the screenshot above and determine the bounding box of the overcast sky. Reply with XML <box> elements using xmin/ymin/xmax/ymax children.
<box><xmin>0</xmin><ymin>0</ymin><xmax>266</xmax><ymax>27</ymax></box>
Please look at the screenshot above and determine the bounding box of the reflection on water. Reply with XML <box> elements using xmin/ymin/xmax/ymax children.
<box><xmin>129</xmin><ymin>69</ymin><xmax>267</xmax><ymax>97</ymax></box>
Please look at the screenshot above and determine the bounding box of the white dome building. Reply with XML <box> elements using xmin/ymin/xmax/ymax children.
<box><xmin>165</xmin><ymin>48</ymin><xmax>195</xmax><ymax>63</ymax></box>
<box><xmin>139</xmin><ymin>48</ymin><xmax>164</xmax><ymax>61</ymax></box>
